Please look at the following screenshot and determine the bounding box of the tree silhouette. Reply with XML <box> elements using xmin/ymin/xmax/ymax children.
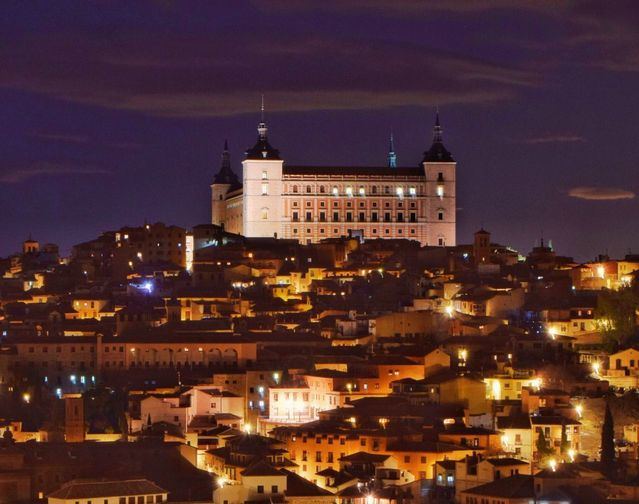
<box><xmin>601</xmin><ymin>401</ymin><xmax>615</xmax><ymax>476</ymax></box>
<box><xmin>536</xmin><ymin>429</ymin><xmax>553</xmax><ymax>461</ymax></box>
<box><xmin>560</xmin><ymin>422</ymin><xmax>570</xmax><ymax>456</ymax></box>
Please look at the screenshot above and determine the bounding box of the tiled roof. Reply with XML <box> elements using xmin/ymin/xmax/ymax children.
<box><xmin>48</xmin><ymin>479</ymin><xmax>166</xmax><ymax>499</ymax></box>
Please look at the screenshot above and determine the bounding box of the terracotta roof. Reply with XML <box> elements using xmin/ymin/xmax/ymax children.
<box><xmin>48</xmin><ymin>479</ymin><xmax>166</xmax><ymax>499</ymax></box>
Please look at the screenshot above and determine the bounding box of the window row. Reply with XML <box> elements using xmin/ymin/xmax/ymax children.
<box><xmin>289</xmin><ymin>185</ymin><xmax>422</xmax><ymax>197</ymax></box>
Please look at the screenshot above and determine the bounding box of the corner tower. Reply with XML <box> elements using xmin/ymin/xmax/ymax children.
<box><xmin>423</xmin><ymin>111</ymin><xmax>456</xmax><ymax>246</ymax></box>
<box><xmin>211</xmin><ymin>140</ymin><xmax>240</xmax><ymax>228</ymax></box>
<box><xmin>242</xmin><ymin>99</ymin><xmax>284</xmax><ymax>238</ymax></box>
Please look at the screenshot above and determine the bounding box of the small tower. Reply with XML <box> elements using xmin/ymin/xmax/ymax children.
<box><xmin>64</xmin><ymin>393</ymin><xmax>85</xmax><ymax>443</ymax></box>
<box><xmin>473</xmin><ymin>228</ymin><xmax>491</xmax><ymax>265</ymax></box>
<box><xmin>423</xmin><ymin>110</ymin><xmax>456</xmax><ymax>247</ymax></box>
<box><xmin>23</xmin><ymin>236</ymin><xmax>39</xmax><ymax>254</ymax></box>
<box><xmin>242</xmin><ymin>97</ymin><xmax>284</xmax><ymax>239</ymax></box>
<box><xmin>211</xmin><ymin>140</ymin><xmax>240</xmax><ymax>228</ymax></box>
<box><xmin>387</xmin><ymin>131</ymin><xmax>397</xmax><ymax>168</ymax></box>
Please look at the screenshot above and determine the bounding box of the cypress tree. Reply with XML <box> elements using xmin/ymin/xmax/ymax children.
<box><xmin>601</xmin><ymin>402</ymin><xmax>615</xmax><ymax>473</ymax></box>
<box><xmin>560</xmin><ymin>422</ymin><xmax>570</xmax><ymax>456</ymax></box>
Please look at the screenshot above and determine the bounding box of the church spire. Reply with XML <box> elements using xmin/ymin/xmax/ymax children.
<box><xmin>422</xmin><ymin>108</ymin><xmax>454</xmax><ymax>163</ymax></box>
<box><xmin>246</xmin><ymin>95</ymin><xmax>281</xmax><ymax>160</ymax></box>
<box><xmin>387</xmin><ymin>130</ymin><xmax>397</xmax><ymax>168</ymax></box>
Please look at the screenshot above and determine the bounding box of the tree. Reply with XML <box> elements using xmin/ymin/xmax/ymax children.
<box><xmin>536</xmin><ymin>429</ymin><xmax>553</xmax><ymax>461</ymax></box>
<box><xmin>595</xmin><ymin>287</ymin><xmax>639</xmax><ymax>350</ymax></box>
<box><xmin>560</xmin><ymin>422</ymin><xmax>570</xmax><ymax>456</ymax></box>
<box><xmin>601</xmin><ymin>401</ymin><xmax>615</xmax><ymax>474</ymax></box>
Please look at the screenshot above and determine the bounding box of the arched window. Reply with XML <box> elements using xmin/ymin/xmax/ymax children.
<box><xmin>292</xmin><ymin>185</ymin><xmax>299</xmax><ymax>193</ymax></box>
<box><xmin>319</xmin><ymin>185</ymin><xmax>326</xmax><ymax>193</ymax></box>
<box><xmin>306</xmin><ymin>185</ymin><xmax>312</xmax><ymax>193</ymax></box>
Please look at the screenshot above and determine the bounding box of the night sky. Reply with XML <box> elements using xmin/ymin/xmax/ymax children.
<box><xmin>2</xmin><ymin>1</ymin><xmax>639</xmax><ymax>261</ymax></box>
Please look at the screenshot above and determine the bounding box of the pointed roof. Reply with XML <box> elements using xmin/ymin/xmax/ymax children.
<box><xmin>213</xmin><ymin>140</ymin><xmax>241</xmax><ymax>188</ymax></box>
<box><xmin>387</xmin><ymin>131</ymin><xmax>397</xmax><ymax>168</ymax></box>
<box><xmin>246</xmin><ymin>96</ymin><xmax>281</xmax><ymax>160</ymax></box>
<box><xmin>422</xmin><ymin>110</ymin><xmax>454</xmax><ymax>163</ymax></box>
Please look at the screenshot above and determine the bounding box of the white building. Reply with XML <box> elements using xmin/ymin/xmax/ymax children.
<box><xmin>212</xmin><ymin>110</ymin><xmax>457</xmax><ymax>247</ymax></box>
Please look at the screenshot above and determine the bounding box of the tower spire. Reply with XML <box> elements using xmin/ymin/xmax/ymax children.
<box><xmin>387</xmin><ymin>130</ymin><xmax>397</xmax><ymax>168</ymax></box>
<box><xmin>433</xmin><ymin>106</ymin><xmax>443</xmax><ymax>143</ymax></box>
<box><xmin>422</xmin><ymin>107</ymin><xmax>453</xmax><ymax>163</ymax></box>
<box><xmin>246</xmin><ymin>95</ymin><xmax>281</xmax><ymax>160</ymax></box>
<box><xmin>258</xmin><ymin>95</ymin><xmax>267</xmax><ymax>140</ymax></box>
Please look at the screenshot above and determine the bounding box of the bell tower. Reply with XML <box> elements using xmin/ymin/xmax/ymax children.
<box><xmin>423</xmin><ymin>110</ymin><xmax>456</xmax><ymax>247</ymax></box>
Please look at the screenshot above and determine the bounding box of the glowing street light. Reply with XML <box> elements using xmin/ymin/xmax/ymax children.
<box><xmin>568</xmin><ymin>449</ymin><xmax>576</xmax><ymax>462</ymax></box>
<box><xmin>244</xmin><ymin>423</ymin><xmax>252</xmax><ymax>434</ymax></box>
<box><xmin>445</xmin><ymin>305</ymin><xmax>454</xmax><ymax>317</ymax></box>
<box><xmin>548</xmin><ymin>459</ymin><xmax>557</xmax><ymax>472</ymax></box>
<box><xmin>575</xmin><ymin>404</ymin><xmax>583</xmax><ymax>418</ymax></box>
<box><xmin>22</xmin><ymin>393</ymin><xmax>31</xmax><ymax>404</ymax></box>
<box><xmin>548</xmin><ymin>327</ymin><xmax>557</xmax><ymax>340</ymax></box>
<box><xmin>592</xmin><ymin>361</ymin><xmax>601</xmax><ymax>376</ymax></box>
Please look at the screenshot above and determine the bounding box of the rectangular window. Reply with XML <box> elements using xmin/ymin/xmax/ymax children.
<box><xmin>257</xmin><ymin>486</ymin><xmax>264</xmax><ymax>494</ymax></box>
<box><xmin>384</xmin><ymin>212</ymin><xmax>391</xmax><ymax>222</ymax></box>
<box><xmin>292</xmin><ymin>211</ymin><xmax>299</xmax><ymax>221</ymax></box>
<box><xmin>333</xmin><ymin>211</ymin><xmax>339</xmax><ymax>222</ymax></box>
<box><xmin>306</xmin><ymin>211</ymin><xmax>312</xmax><ymax>222</ymax></box>
<box><xmin>271</xmin><ymin>486</ymin><xmax>278</xmax><ymax>494</ymax></box>
<box><xmin>372</xmin><ymin>212</ymin><xmax>378</xmax><ymax>222</ymax></box>
<box><xmin>261</xmin><ymin>183</ymin><xmax>269</xmax><ymax>195</ymax></box>
<box><xmin>410</xmin><ymin>212</ymin><xmax>417</xmax><ymax>222</ymax></box>
<box><xmin>359</xmin><ymin>212</ymin><xmax>365</xmax><ymax>222</ymax></box>
<box><xmin>262</xmin><ymin>170</ymin><xmax>268</xmax><ymax>180</ymax></box>
<box><xmin>346</xmin><ymin>212</ymin><xmax>353</xmax><ymax>222</ymax></box>
<box><xmin>319</xmin><ymin>211</ymin><xmax>326</xmax><ymax>222</ymax></box>
<box><xmin>397</xmin><ymin>212</ymin><xmax>404</xmax><ymax>222</ymax></box>
<box><xmin>438</xmin><ymin>211</ymin><xmax>444</xmax><ymax>221</ymax></box>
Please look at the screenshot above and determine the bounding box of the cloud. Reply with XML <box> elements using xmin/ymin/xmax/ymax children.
<box><xmin>30</xmin><ymin>132</ymin><xmax>141</xmax><ymax>149</ymax></box>
<box><xmin>0</xmin><ymin>30</ymin><xmax>539</xmax><ymax>117</ymax></box>
<box><xmin>521</xmin><ymin>135</ymin><xmax>585</xmax><ymax>145</ymax></box>
<box><xmin>0</xmin><ymin>162</ymin><xmax>111</xmax><ymax>184</ymax></box>
<box><xmin>30</xmin><ymin>133</ymin><xmax>90</xmax><ymax>144</ymax></box>
<box><xmin>568</xmin><ymin>186</ymin><xmax>635</xmax><ymax>201</ymax></box>
<box><xmin>256</xmin><ymin>0</ymin><xmax>557</xmax><ymax>14</ymax></box>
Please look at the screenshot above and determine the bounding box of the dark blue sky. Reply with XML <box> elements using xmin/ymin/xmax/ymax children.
<box><xmin>1</xmin><ymin>0</ymin><xmax>639</xmax><ymax>260</ymax></box>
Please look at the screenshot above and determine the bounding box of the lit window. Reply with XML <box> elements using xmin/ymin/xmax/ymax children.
<box><xmin>409</xmin><ymin>186</ymin><xmax>416</xmax><ymax>196</ymax></box>
<box><xmin>262</xmin><ymin>170</ymin><xmax>268</xmax><ymax>180</ymax></box>
<box><xmin>332</xmin><ymin>186</ymin><xmax>339</xmax><ymax>196</ymax></box>
<box><xmin>346</xmin><ymin>186</ymin><xmax>353</xmax><ymax>197</ymax></box>
<box><xmin>261</xmin><ymin>208</ymin><xmax>268</xmax><ymax>220</ymax></box>
<box><xmin>358</xmin><ymin>187</ymin><xmax>365</xmax><ymax>197</ymax></box>
<box><xmin>261</xmin><ymin>183</ymin><xmax>269</xmax><ymax>195</ymax></box>
<box><xmin>396</xmin><ymin>187</ymin><xmax>404</xmax><ymax>198</ymax></box>
<box><xmin>436</xmin><ymin>185</ymin><xmax>444</xmax><ymax>198</ymax></box>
